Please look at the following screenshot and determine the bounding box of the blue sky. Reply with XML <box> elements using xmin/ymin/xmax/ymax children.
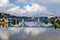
<box><xmin>0</xmin><ymin>0</ymin><xmax>60</xmax><ymax>16</ymax></box>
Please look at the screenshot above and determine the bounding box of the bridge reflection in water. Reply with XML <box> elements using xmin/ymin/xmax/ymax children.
<box><xmin>8</xmin><ymin>17</ymin><xmax>55</xmax><ymax>28</ymax></box>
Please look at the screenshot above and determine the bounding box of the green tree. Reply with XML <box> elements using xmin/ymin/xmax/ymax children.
<box><xmin>10</xmin><ymin>20</ymin><xmax>20</xmax><ymax>25</ymax></box>
<box><xmin>54</xmin><ymin>18</ymin><xmax>60</xmax><ymax>29</ymax></box>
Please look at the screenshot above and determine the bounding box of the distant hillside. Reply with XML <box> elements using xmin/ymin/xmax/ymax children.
<box><xmin>0</xmin><ymin>13</ymin><xmax>18</xmax><ymax>18</ymax></box>
<box><xmin>0</xmin><ymin>13</ymin><xmax>56</xmax><ymax>18</ymax></box>
<box><xmin>0</xmin><ymin>13</ymin><xmax>39</xmax><ymax>18</ymax></box>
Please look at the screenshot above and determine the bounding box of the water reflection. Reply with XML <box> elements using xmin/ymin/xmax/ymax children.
<box><xmin>25</xmin><ymin>22</ymin><xmax>38</xmax><ymax>27</ymax></box>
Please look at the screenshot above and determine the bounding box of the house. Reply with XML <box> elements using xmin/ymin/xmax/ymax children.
<box><xmin>48</xmin><ymin>15</ymin><xmax>55</xmax><ymax>18</ymax></box>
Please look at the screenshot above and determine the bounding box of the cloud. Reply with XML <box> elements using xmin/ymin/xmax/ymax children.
<box><xmin>16</xmin><ymin>0</ymin><xmax>60</xmax><ymax>4</ymax></box>
<box><xmin>7</xmin><ymin>6</ymin><xmax>20</xmax><ymax>13</ymax></box>
<box><xmin>0</xmin><ymin>0</ymin><xmax>52</xmax><ymax>17</ymax></box>
<box><xmin>40</xmin><ymin>0</ymin><xmax>60</xmax><ymax>4</ymax></box>
<box><xmin>7</xmin><ymin>3</ymin><xmax>49</xmax><ymax>16</ymax></box>
<box><xmin>7</xmin><ymin>6</ymin><xmax>23</xmax><ymax>16</ymax></box>
<box><xmin>16</xmin><ymin>0</ymin><xmax>39</xmax><ymax>4</ymax></box>
<box><xmin>24</xmin><ymin>3</ymin><xmax>46</xmax><ymax>12</ymax></box>
<box><xmin>0</xmin><ymin>0</ymin><xmax>9</xmax><ymax>6</ymax></box>
<box><xmin>0</xmin><ymin>0</ymin><xmax>17</xmax><ymax>13</ymax></box>
<box><xmin>0</xmin><ymin>0</ymin><xmax>9</xmax><ymax>4</ymax></box>
<box><xmin>23</xmin><ymin>3</ymin><xmax>48</xmax><ymax>16</ymax></box>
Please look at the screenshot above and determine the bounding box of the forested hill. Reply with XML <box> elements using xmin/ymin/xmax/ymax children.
<box><xmin>0</xmin><ymin>13</ymin><xmax>18</xmax><ymax>18</ymax></box>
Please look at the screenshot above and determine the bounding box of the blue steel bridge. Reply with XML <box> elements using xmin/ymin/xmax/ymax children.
<box><xmin>8</xmin><ymin>17</ymin><xmax>55</xmax><ymax>28</ymax></box>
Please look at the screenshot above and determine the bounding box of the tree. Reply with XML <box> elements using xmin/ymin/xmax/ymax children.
<box><xmin>42</xmin><ymin>20</ymin><xmax>52</xmax><ymax>24</ymax></box>
<box><xmin>54</xmin><ymin>18</ymin><xmax>60</xmax><ymax>29</ymax></box>
<box><xmin>10</xmin><ymin>20</ymin><xmax>20</xmax><ymax>25</ymax></box>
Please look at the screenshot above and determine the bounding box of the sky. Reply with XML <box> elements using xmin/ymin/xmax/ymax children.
<box><xmin>0</xmin><ymin>0</ymin><xmax>60</xmax><ymax>17</ymax></box>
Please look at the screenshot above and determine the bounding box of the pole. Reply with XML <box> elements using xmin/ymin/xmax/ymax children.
<box><xmin>38</xmin><ymin>17</ymin><xmax>40</xmax><ymax>31</ymax></box>
<box><xmin>38</xmin><ymin>17</ymin><xmax>40</xmax><ymax>27</ymax></box>
<box><xmin>22</xmin><ymin>18</ymin><xmax>24</xmax><ymax>31</ymax></box>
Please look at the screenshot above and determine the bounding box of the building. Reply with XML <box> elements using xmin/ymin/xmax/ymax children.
<box><xmin>48</xmin><ymin>15</ymin><xmax>55</xmax><ymax>18</ymax></box>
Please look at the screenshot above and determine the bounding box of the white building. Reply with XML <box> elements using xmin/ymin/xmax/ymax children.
<box><xmin>48</xmin><ymin>15</ymin><xmax>55</xmax><ymax>18</ymax></box>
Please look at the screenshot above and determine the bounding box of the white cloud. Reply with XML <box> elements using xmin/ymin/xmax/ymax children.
<box><xmin>8</xmin><ymin>6</ymin><xmax>20</xmax><ymax>12</ymax></box>
<box><xmin>0</xmin><ymin>0</ymin><xmax>52</xmax><ymax>17</ymax></box>
<box><xmin>16</xmin><ymin>0</ymin><xmax>60</xmax><ymax>4</ymax></box>
<box><xmin>0</xmin><ymin>0</ymin><xmax>18</xmax><ymax>14</ymax></box>
<box><xmin>24</xmin><ymin>3</ymin><xmax>46</xmax><ymax>12</ymax></box>
<box><xmin>7</xmin><ymin>6</ymin><xmax>23</xmax><ymax>16</ymax></box>
<box><xmin>7</xmin><ymin>3</ymin><xmax>49</xmax><ymax>16</ymax></box>
<box><xmin>40</xmin><ymin>0</ymin><xmax>60</xmax><ymax>4</ymax></box>
<box><xmin>0</xmin><ymin>0</ymin><xmax>9</xmax><ymax>4</ymax></box>
<box><xmin>23</xmin><ymin>3</ymin><xmax>48</xmax><ymax>16</ymax></box>
<box><xmin>0</xmin><ymin>0</ymin><xmax>9</xmax><ymax>6</ymax></box>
